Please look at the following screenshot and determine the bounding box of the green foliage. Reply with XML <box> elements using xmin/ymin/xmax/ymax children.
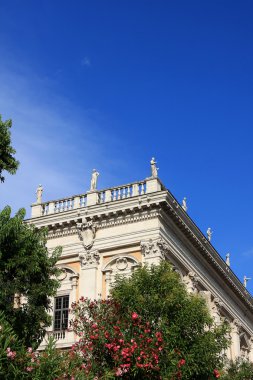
<box><xmin>111</xmin><ymin>261</ymin><xmax>230</xmax><ymax>379</ymax></box>
<box><xmin>0</xmin><ymin>115</ymin><xmax>19</xmax><ymax>182</ymax></box>
<box><xmin>0</xmin><ymin>311</ymin><xmax>26</xmax><ymax>380</ymax></box>
<box><xmin>222</xmin><ymin>358</ymin><xmax>253</xmax><ymax>380</ymax></box>
<box><xmin>0</xmin><ymin>206</ymin><xmax>61</xmax><ymax>348</ymax></box>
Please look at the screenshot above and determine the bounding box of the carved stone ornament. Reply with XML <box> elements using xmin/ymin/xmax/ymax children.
<box><xmin>58</xmin><ymin>268</ymin><xmax>67</xmax><ymax>281</ymax></box>
<box><xmin>77</xmin><ymin>218</ymin><xmax>97</xmax><ymax>249</ymax></box>
<box><xmin>140</xmin><ymin>238</ymin><xmax>169</xmax><ymax>259</ymax></box>
<box><xmin>116</xmin><ymin>257</ymin><xmax>128</xmax><ymax>271</ymax></box>
<box><xmin>79</xmin><ymin>249</ymin><xmax>100</xmax><ymax>268</ymax></box>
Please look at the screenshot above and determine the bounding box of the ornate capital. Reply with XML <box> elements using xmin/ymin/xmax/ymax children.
<box><xmin>213</xmin><ymin>297</ymin><xmax>224</xmax><ymax>312</ymax></box>
<box><xmin>79</xmin><ymin>249</ymin><xmax>100</xmax><ymax>268</ymax></box>
<box><xmin>141</xmin><ymin>238</ymin><xmax>169</xmax><ymax>259</ymax></box>
<box><xmin>183</xmin><ymin>271</ymin><xmax>200</xmax><ymax>293</ymax></box>
<box><xmin>231</xmin><ymin>318</ymin><xmax>242</xmax><ymax>334</ymax></box>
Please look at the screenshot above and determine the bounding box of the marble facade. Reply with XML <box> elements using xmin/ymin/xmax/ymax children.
<box><xmin>29</xmin><ymin>173</ymin><xmax>253</xmax><ymax>359</ymax></box>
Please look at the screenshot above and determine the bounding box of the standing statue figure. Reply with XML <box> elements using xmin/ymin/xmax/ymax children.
<box><xmin>90</xmin><ymin>169</ymin><xmax>99</xmax><ymax>191</ymax></box>
<box><xmin>225</xmin><ymin>253</ymin><xmax>230</xmax><ymax>267</ymax></box>
<box><xmin>36</xmin><ymin>184</ymin><xmax>43</xmax><ymax>204</ymax></box>
<box><xmin>207</xmin><ymin>227</ymin><xmax>213</xmax><ymax>242</ymax></box>
<box><xmin>150</xmin><ymin>157</ymin><xmax>158</xmax><ymax>177</ymax></box>
<box><xmin>243</xmin><ymin>275</ymin><xmax>251</xmax><ymax>288</ymax></box>
<box><xmin>182</xmin><ymin>197</ymin><xmax>188</xmax><ymax>212</ymax></box>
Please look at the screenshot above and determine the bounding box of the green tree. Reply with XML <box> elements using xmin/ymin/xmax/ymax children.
<box><xmin>0</xmin><ymin>115</ymin><xmax>19</xmax><ymax>182</ymax></box>
<box><xmin>111</xmin><ymin>262</ymin><xmax>230</xmax><ymax>379</ymax></box>
<box><xmin>222</xmin><ymin>358</ymin><xmax>253</xmax><ymax>380</ymax></box>
<box><xmin>0</xmin><ymin>206</ymin><xmax>61</xmax><ymax>348</ymax></box>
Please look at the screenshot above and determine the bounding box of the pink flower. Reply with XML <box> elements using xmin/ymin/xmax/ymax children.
<box><xmin>178</xmin><ymin>358</ymin><xmax>186</xmax><ymax>368</ymax></box>
<box><xmin>213</xmin><ymin>369</ymin><xmax>220</xmax><ymax>378</ymax></box>
<box><xmin>6</xmin><ymin>348</ymin><xmax>16</xmax><ymax>360</ymax></box>
<box><xmin>27</xmin><ymin>347</ymin><xmax>33</xmax><ymax>353</ymax></box>
<box><xmin>131</xmin><ymin>312</ymin><xmax>138</xmax><ymax>320</ymax></box>
<box><xmin>26</xmin><ymin>367</ymin><xmax>33</xmax><ymax>372</ymax></box>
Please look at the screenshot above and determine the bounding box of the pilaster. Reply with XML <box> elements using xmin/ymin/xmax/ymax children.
<box><xmin>231</xmin><ymin>319</ymin><xmax>241</xmax><ymax>360</ymax></box>
<box><xmin>78</xmin><ymin>250</ymin><xmax>100</xmax><ymax>299</ymax></box>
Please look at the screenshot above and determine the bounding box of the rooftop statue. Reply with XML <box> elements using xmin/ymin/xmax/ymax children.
<box><xmin>182</xmin><ymin>197</ymin><xmax>187</xmax><ymax>212</ymax></box>
<box><xmin>207</xmin><ymin>227</ymin><xmax>213</xmax><ymax>242</ymax></box>
<box><xmin>36</xmin><ymin>184</ymin><xmax>43</xmax><ymax>204</ymax></box>
<box><xmin>150</xmin><ymin>157</ymin><xmax>158</xmax><ymax>177</ymax></box>
<box><xmin>243</xmin><ymin>275</ymin><xmax>251</xmax><ymax>288</ymax></box>
<box><xmin>90</xmin><ymin>169</ymin><xmax>99</xmax><ymax>191</ymax></box>
<box><xmin>226</xmin><ymin>253</ymin><xmax>230</xmax><ymax>267</ymax></box>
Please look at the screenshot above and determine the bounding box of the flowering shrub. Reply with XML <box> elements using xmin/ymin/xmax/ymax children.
<box><xmin>0</xmin><ymin>262</ymin><xmax>233</xmax><ymax>379</ymax></box>
<box><xmin>70</xmin><ymin>297</ymin><xmax>175</xmax><ymax>379</ymax></box>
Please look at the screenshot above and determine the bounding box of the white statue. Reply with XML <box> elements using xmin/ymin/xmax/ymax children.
<box><xmin>243</xmin><ymin>275</ymin><xmax>251</xmax><ymax>288</ymax></box>
<box><xmin>207</xmin><ymin>227</ymin><xmax>213</xmax><ymax>242</ymax></box>
<box><xmin>225</xmin><ymin>253</ymin><xmax>230</xmax><ymax>267</ymax></box>
<box><xmin>150</xmin><ymin>157</ymin><xmax>158</xmax><ymax>177</ymax></box>
<box><xmin>90</xmin><ymin>169</ymin><xmax>99</xmax><ymax>191</ymax></box>
<box><xmin>36</xmin><ymin>184</ymin><xmax>43</xmax><ymax>204</ymax></box>
<box><xmin>182</xmin><ymin>197</ymin><xmax>187</xmax><ymax>212</ymax></box>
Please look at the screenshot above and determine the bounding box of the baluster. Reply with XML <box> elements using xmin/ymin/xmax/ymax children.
<box><xmin>105</xmin><ymin>190</ymin><xmax>112</xmax><ymax>202</ymax></box>
<box><xmin>113</xmin><ymin>190</ymin><xmax>117</xmax><ymax>201</ymax></box>
<box><xmin>117</xmin><ymin>188</ymin><xmax>121</xmax><ymax>200</ymax></box>
<box><xmin>127</xmin><ymin>186</ymin><xmax>131</xmax><ymax>197</ymax></box>
<box><xmin>141</xmin><ymin>183</ymin><xmax>145</xmax><ymax>195</ymax></box>
<box><xmin>122</xmin><ymin>187</ymin><xmax>126</xmax><ymax>199</ymax></box>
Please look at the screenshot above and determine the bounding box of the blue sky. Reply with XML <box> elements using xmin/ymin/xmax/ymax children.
<box><xmin>0</xmin><ymin>1</ymin><xmax>253</xmax><ymax>292</ymax></box>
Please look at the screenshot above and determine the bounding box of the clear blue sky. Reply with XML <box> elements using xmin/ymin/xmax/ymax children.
<box><xmin>0</xmin><ymin>1</ymin><xmax>253</xmax><ymax>292</ymax></box>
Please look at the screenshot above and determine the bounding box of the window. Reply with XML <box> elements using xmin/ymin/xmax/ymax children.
<box><xmin>54</xmin><ymin>295</ymin><xmax>69</xmax><ymax>331</ymax></box>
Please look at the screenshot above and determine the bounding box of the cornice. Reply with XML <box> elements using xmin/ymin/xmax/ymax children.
<box><xmin>161</xmin><ymin>193</ymin><xmax>253</xmax><ymax>312</ymax></box>
<box><xmin>46</xmin><ymin>207</ymin><xmax>160</xmax><ymax>239</ymax></box>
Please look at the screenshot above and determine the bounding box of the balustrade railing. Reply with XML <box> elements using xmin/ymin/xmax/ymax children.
<box><xmin>47</xmin><ymin>330</ymin><xmax>66</xmax><ymax>340</ymax></box>
<box><xmin>41</xmin><ymin>194</ymin><xmax>87</xmax><ymax>216</ymax></box>
<box><xmin>34</xmin><ymin>179</ymin><xmax>152</xmax><ymax>218</ymax></box>
<box><xmin>98</xmin><ymin>180</ymin><xmax>146</xmax><ymax>204</ymax></box>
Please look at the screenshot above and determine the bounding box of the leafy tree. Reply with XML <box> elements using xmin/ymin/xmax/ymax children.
<box><xmin>0</xmin><ymin>115</ymin><xmax>19</xmax><ymax>182</ymax></box>
<box><xmin>111</xmin><ymin>262</ymin><xmax>230</xmax><ymax>379</ymax></box>
<box><xmin>0</xmin><ymin>206</ymin><xmax>61</xmax><ymax>348</ymax></box>
<box><xmin>222</xmin><ymin>358</ymin><xmax>253</xmax><ymax>380</ymax></box>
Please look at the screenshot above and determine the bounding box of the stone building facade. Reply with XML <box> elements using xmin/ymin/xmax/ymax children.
<box><xmin>29</xmin><ymin>165</ymin><xmax>253</xmax><ymax>360</ymax></box>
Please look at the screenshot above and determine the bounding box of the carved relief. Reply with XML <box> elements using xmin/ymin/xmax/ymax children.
<box><xmin>116</xmin><ymin>257</ymin><xmax>128</xmax><ymax>271</ymax></box>
<box><xmin>77</xmin><ymin>218</ymin><xmax>97</xmax><ymax>249</ymax></box>
<box><xmin>141</xmin><ymin>238</ymin><xmax>169</xmax><ymax>259</ymax></box>
<box><xmin>103</xmin><ymin>256</ymin><xmax>140</xmax><ymax>297</ymax></box>
<box><xmin>79</xmin><ymin>250</ymin><xmax>100</xmax><ymax>268</ymax></box>
<box><xmin>183</xmin><ymin>271</ymin><xmax>200</xmax><ymax>293</ymax></box>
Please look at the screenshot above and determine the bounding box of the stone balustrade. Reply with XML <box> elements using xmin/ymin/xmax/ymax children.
<box><xmin>39</xmin><ymin>329</ymin><xmax>75</xmax><ymax>350</ymax></box>
<box><xmin>31</xmin><ymin>177</ymin><xmax>163</xmax><ymax>218</ymax></box>
<box><xmin>98</xmin><ymin>180</ymin><xmax>146</xmax><ymax>203</ymax></box>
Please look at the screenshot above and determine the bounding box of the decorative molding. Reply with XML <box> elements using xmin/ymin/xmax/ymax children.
<box><xmin>46</xmin><ymin>209</ymin><xmax>160</xmax><ymax>239</ymax></box>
